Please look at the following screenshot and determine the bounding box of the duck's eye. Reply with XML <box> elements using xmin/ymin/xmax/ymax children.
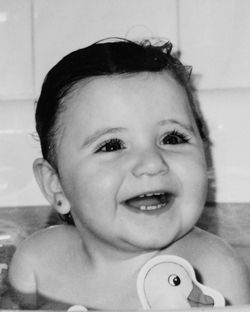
<box><xmin>168</xmin><ymin>274</ymin><xmax>181</xmax><ymax>286</ymax></box>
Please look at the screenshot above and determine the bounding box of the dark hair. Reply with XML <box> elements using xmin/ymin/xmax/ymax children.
<box><xmin>35</xmin><ymin>37</ymin><xmax>209</xmax><ymax>170</ymax></box>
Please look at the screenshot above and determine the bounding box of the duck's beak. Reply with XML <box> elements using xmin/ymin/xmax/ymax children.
<box><xmin>187</xmin><ymin>282</ymin><xmax>214</xmax><ymax>307</ymax></box>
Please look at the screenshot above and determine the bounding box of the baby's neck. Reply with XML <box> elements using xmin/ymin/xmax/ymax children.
<box><xmin>76</xmin><ymin>227</ymin><xmax>191</xmax><ymax>273</ymax></box>
<box><xmin>80</xmin><ymin>235</ymin><xmax>159</xmax><ymax>274</ymax></box>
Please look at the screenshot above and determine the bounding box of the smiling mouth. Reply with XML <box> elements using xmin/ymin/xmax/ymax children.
<box><xmin>124</xmin><ymin>192</ymin><xmax>173</xmax><ymax>211</ymax></box>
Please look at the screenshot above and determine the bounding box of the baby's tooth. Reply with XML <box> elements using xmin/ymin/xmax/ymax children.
<box><xmin>138</xmin><ymin>192</ymin><xmax>165</xmax><ymax>198</ymax></box>
<box><xmin>138</xmin><ymin>203</ymin><xmax>167</xmax><ymax>211</ymax></box>
<box><xmin>148</xmin><ymin>205</ymin><xmax>157</xmax><ymax>210</ymax></box>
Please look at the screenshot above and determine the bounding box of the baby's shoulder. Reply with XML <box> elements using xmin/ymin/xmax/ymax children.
<box><xmin>175</xmin><ymin>227</ymin><xmax>250</xmax><ymax>304</ymax></box>
<box><xmin>8</xmin><ymin>225</ymin><xmax>82</xmax><ymax>307</ymax></box>
<box><xmin>12</xmin><ymin>225</ymin><xmax>80</xmax><ymax>265</ymax></box>
<box><xmin>188</xmin><ymin>227</ymin><xmax>242</xmax><ymax>263</ymax></box>
<box><xmin>180</xmin><ymin>227</ymin><xmax>245</xmax><ymax>272</ymax></box>
<box><xmin>27</xmin><ymin>224</ymin><xmax>79</xmax><ymax>244</ymax></box>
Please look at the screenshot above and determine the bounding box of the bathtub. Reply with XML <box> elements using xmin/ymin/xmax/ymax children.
<box><xmin>0</xmin><ymin>203</ymin><xmax>249</xmax><ymax>311</ymax></box>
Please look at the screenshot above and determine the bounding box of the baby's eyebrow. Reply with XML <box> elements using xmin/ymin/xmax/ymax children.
<box><xmin>82</xmin><ymin>127</ymin><xmax>126</xmax><ymax>148</ymax></box>
<box><xmin>158</xmin><ymin>119</ymin><xmax>196</xmax><ymax>133</ymax></box>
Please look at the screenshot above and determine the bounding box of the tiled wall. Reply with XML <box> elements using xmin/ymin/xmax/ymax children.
<box><xmin>0</xmin><ymin>0</ymin><xmax>249</xmax><ymax>206</ymax></box>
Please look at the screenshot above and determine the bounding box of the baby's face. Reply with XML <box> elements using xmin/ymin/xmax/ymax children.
<box><xmin>56</xmin><ymin>72</ymin><xmax>207</xmax><ymax>252</ymax></box>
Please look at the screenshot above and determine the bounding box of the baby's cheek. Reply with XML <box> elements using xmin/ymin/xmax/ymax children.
<box><xmin>79</xmin><ymin>166</ymin><xmax>122</xmax><ymax>201</ymax></box>
<box><xmin>182</xmin><ymin>159</ymin><xmax>207</xmax><ymax>194</ymax></box>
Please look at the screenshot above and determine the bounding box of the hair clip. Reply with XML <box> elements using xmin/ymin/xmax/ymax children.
<box><xmin>162</xmin><ymin>41</ymin><xmax>173</xmax><ymax>55</ymax></box>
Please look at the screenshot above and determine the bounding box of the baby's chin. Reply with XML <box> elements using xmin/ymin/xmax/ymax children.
<box><xmin>120</xmin><ymin>230</ymin><xmax>188</xmax><ymax>253</ymax></box>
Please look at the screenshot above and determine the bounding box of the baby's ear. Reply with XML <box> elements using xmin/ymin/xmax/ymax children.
<box><xmin>33</xmin><ymin>158</ymin><xmax>70</xmax><ymax>214</ymax></box>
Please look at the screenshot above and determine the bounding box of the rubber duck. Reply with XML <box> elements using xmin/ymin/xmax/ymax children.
<box><xmin>137</xmin><ymin>255</ymin><xmax>225</xmax><ymax>309</ymax></box>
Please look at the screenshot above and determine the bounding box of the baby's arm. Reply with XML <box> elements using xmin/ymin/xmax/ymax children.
<box><xmin>8</xmin><ymin>242</ymin><xmax>39</xmax><ymax>309</ymax></box>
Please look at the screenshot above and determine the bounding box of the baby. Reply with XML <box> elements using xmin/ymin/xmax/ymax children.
<box><xmin>8</xmin><ymin>38</ymin><xmax>250</xmax><ymax>309</ymax></box>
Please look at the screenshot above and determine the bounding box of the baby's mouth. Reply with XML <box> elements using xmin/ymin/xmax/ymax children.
<box><xmin>124</xmin><ymin>192</ymin><xmax>173</xmax><ymax>211</ymax></box>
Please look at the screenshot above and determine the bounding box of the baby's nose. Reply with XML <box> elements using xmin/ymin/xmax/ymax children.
<box><xmin>132</xmin><ymin>148</ymin><xmax>169</xmax><ymax>178</ymax></box>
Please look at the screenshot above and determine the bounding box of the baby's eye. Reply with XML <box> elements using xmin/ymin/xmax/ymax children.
<box><xmin>161</xmin><ymin>130</ymin><xmax>190</xmax><ymax>145</ymax></box>
<box><xmin>95</xmin><ymin>138</ymin><xmax>125</xmax><ymax>153</ymax></box>
<box><xmin>168</xmin><ymin>274</ymin><xmax>181</xmax><ymax>286</ymax></box>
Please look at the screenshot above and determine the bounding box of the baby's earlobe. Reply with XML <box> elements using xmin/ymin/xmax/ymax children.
<box><xmin>54</xmin><ymin>194</ymin><xmax>71</xmax><ymax>215</ymax></box>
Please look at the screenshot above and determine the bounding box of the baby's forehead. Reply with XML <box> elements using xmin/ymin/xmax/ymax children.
<box><xmin>61</xmin><ymin>72</ymin><xmax>197</xmax><ymax>131</ymax></box>
<box><xmin>61</xmin><ymin>72</ymin><xmax>198</xmax><ymax>135</ymax></box>
<box><xmin>67</xmin><ymin>71</ymin><xmax>188</xmax><ymax>103</ymax></box>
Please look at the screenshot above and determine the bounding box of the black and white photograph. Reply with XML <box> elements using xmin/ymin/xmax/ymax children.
<box><xmin>0</xmin><ymin>0</ymin><xmax>250</xmax><ymax>311</ymax></box>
